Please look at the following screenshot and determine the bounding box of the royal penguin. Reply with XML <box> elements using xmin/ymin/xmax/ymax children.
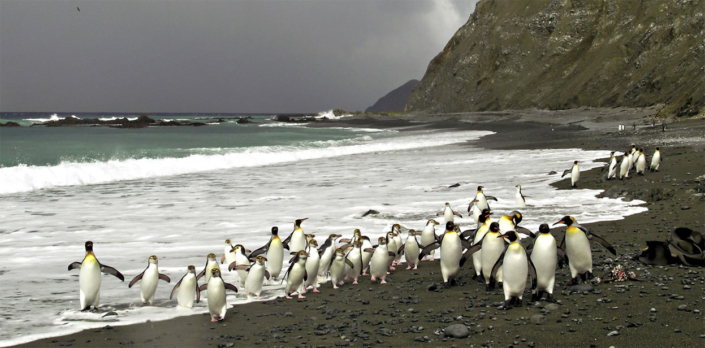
<box><xmin>437</xmin><ymin>202</ymin><xmax>463</xmax><ymax>224</ymax></box>
<box><xmin>360</xmin><ymin>235</ymin><xmax>374</xmax><ymax>275</ymax></box>
<box><xmin>329</xmin><ymin>248</ymin><xmax>354</xmax><ymax>289</ymax></box>
<box><xmin>635</xmin><ymin>148</ymin><xmax>647</xmax><ymax>175</ymax></box>
<box><xmin>468</xmin><ymin>186</ymin><xmax>498</xmax><ymax>212</ymax></box>
<box><xmin>554</xmin><ymin>216</ymin><xmax>616</xmax><ymax>284</ymax></box>
<box><xmin>68</xmin><ymin>241</ymin><xmax>124</xmax><ymax>311</ymax></box>
<box><xmin>515</xmin><ymin>185</ymin><xmax>528</xmax><ymax>207</ymax></box>
<box><xmin>367</xmin><ymin>237</ymin><xmax>395</xmax><ymax>284</ymax></box>
<box><xmin>391</xmin><ymin>224</ymin><xmax>404</xmax><ymax>266</ymax></box>
<box><xmin>650</xmin><ymin>147</ymin><xmax>661</xmax><ymax>172</ymax></box>
<box><xmin>229</xmin><ymin>244</ymin><xmax>251</xmax><ymax>287</ymax></box>
<box><xmin>385</xmin><ymin>230</ymin><xmax>399</xmax><ymax>271</ymax></box>
<box><xmin>400</xmin><ymin>229</ymin><xmax>422</xmax><ymax>270</ymax></box>
<box><xmin>529</xmin><ymin>224</ymin><xmax>564</xmax><ymax>302</ymax></box>
<box><xmin>419</xmin><ymin>222</ymin><xmax>477</xmax><ymax>286</ymax></box>
<box><xmin>317</xmin><ymin>233</ymin><xmax>342</xmax><ymax>279</ymax></box>
<box><xmin>170</xmin><ymin>265</ymin><xmax>200</xmax><ymax>308</ymax></box>
<box><xmin>221</xmin><ymin>239</ymin><xmax>235</xmax><ymax>266</ymax></box>
<box><xmin>420</xmin><ymin>219</ymin><xmax>440</xmax><ymax>261</ymax></box>
<box><xmin>490</xmin><ymin>231</ymin><xmax>537</xmax><ymax>309</ymax></box>
<box><xmin>283</xmin><ymin>250</ymin><xmax>309</xmax><ymax>299</ymax></box>
<box><xmin>249</xmin><ymin>227</ymin><xmax>284</xmax><ymax>281</ymax></box>
<box><xmin>343</xmin><ymin>240</ymin><xmax>363</xmax><ymax>284</ymax></box>
<box><xmin>283</xmin><ymin>218</ymin><xmax>308</xmax><ymax>253</ymax></box>
<box><xmin>198</xmin><ymin>268</ymin><xmax>238</xmax><ymax>322</ymax></box>
<box><xmin>562</xmin><ymin>161</ymin><xmax>580</xmax><ymax>187</ymax></box>
<box><xmin>302</xmin><ymin>239</ymin><xmax>321</xmax><ymax>293</ymax></box>
<box><xmin>234</xmin><ymin>256</ymin><xmax>269</xmax><ymax>300</ymax></box>
<box><xmin>197</xmin><ymin>253</ymin><xmax>220</xmax><ymax>283</ymax></box>
<box><xmin>128</xmin><ymin>255</ymin><xmax>171</xmax><ymax>305</ymax></box>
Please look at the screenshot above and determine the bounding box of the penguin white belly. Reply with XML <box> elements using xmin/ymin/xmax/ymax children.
<box><xmin>369</xmin><ymin>248</ymin><xmax>388</xmax><ymax>281</ymax></box>
<box><xmin>224</xmin><ymin>252</ymin><xmax>237</xmax><ymax>270</ymax></box>
<box><xmin>608</xmin><ymin>160</ymin><xmax>617</xmax><ymax>179</ymax></box>
<box><xmin>266</xmin><ymin>240</ymin><xmax>283</xmax><ymax>280</ymax></box>
<box><xmin>140</xmin><ymin>265</ymin><xmax>160</xmax><ymax>304</ymax></box>
<box><xmin>530</xmin><ymin>235</ymin><xmax>557</xmax><ymax>293</ymax></box>
<box><xmin>502</xmin><ymin>249</ymin><xmax>528</xmax><ymax>300</ymax></box>
<box><xmin>177</xmin><ymin>274</ymin><xmax>197</xmax><ymax>308</ymax></box>
<box><xmin>329</xmin><ymin>258</ymin><xmax>346</xmax><ymax>286</ymax></box>
<box><xmin>476</xmin><ymin>194</ymin><xmax>489</xmax><ymax>211</ymax></box>
<box><xmin>571</xmin><ymin>167</ymin><xmax>580</xmax><ymax>186</ymax></box>
<box><xmin>650</xmin><ymin>153</ymin><xmax>661</xmax><ymax>171</ymax></box>
<box><xmin>304</xmin><ymin>251</ymin><xmax>320</xmax><ymax>288</ymax></box>
<box><xmin>404</xmin><ymin>240</ymin><xmax>420</xmax><ymax>269</ymax></box>
<box><xmin>566</xmin><ymin>231</ymin><xmax>592</xmax><ymax>278</ymax></box>
<box><xmin>439</xmin><ymin>236</ymin><xmax>461</xmax><ymax>283</ymax></box>
<box><xmin>235</xmin><ymin>254</ymin><xmax>250</xmax><ymax>287</ymax></box>
<box><xmin>392</xmin><ymin>235</ymin><xmax>403</xmax><ymax>263</ymax></box>
<box><xmin>620</xmin><ymin>159</ymin><xmax>629</xmax><ymax>178</ymax></box>
<box><xmin>204</xmin><ymin>261</ymin><xmax>219</xmax><ymax>283</ymax></box>
<box><xmin>387</xmin><ymin>239</ymin><xmax>399</xmax><ymax>263</ymax></box>
<box><xmin>498</xmin><ymin>218</ymin><xmax>514</xmax><ymax>234</ymax></box>
<box><xmin>286</xmin><ymin>262</ymin><xmax>307</xmax><ymax>294</ymax></box>
<box><xmin>636</xmin><ymin>155</ymin><xmax>646</xmax><ymax>174</ymax></box>
<box><xmin>245</xmin><ymin>264</ymin><xmax>266</xmax><ymax>298</ymax></box>
<box><xmin>515</xmin><ymin>192</ymin><xmax>526</xmax><ymax>208</ymax></box>
<box><xmin>318</xmin><ymin>248</ymin><xmax>334</xmax><ymax>278</ymax></box>
<box><xmin>470</xmin><ymin>205</ymin><xmax>482</xmax><ymax>225</ymax></box>
<box><xmin>472</xmin><ymin>228</ymin><xmax>488</xmax><ymax>276</ymax></box>
<box><xmin>481</xmin><ymin>235</ymin><xmax>505</xmax><ymax>285</ymax></box>
<box><xmin>206</xmin><ymin>278</ymin><xmax>227</xmax><ymax>320</ymax></box>
<box><xmin>345</xmin><ymin>250</ymin><xmax>362</xmax><ymax>281</ymax></box>
<box><xmin>444</xmin><ymin>208</ymin><xmax>454</xmax><ymax>223</ymax></box>
<box><xmin>421</xmin><ymin>228</ymin><xmax>437</xmax><ymax>259</ymax></box>
<box><xmin>361</xmin><ymin>240</ymin><xmax>373</xmax><ymax>274</ymax></box>
<box><xmin>290</xmin><ymin>233</ymin><xmax>306</xmax><ymax>253</ymax></box>
<box><xmin>79</xmin><ymin>258</ymin><xmax>102</xmax><ymax>309</ymax></box>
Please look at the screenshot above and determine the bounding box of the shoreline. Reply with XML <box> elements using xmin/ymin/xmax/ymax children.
<box><xmin>13</xmin><ymin>109</ymin><xmax>704</xmax><ymax>347</ymax></box>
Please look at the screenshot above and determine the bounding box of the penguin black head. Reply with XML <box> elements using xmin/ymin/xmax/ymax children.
<box><xmin>478</xmin><ymin>213</ymin><xmax>489</xmax><ymax>224</ymax></box>
<box><xmin>510</xmin><ymin>211</ymin><xmax>522</xmax><ymax>224</ymax></box>
<box><xmin>445</xmin><ymin>221</ymin><xmax>455</xmax><ymax>231</ymax></box>
<box><xmin>187</xmin><ymin>265</ymin><xmax>196</xmax><ymax>273</ymax></box>
<box><xmin>295</xmin><ymin>218</ymin><xmax>307</xmax><ymax>227</ymax></box>
<box><xmin>499</xmin><ymin>231</ymin><xmax>519</xmax><ymax>242</ymax></box>
<box><xmin>574</xmin><ymin>160</ymin><xmax>579</xmax><ymax>165</ymax></box>
<box><xmin>553</xmin><ymin>216</ymin><xmax>575</xmax><ymax>226</ymax></box>
<box><xmin>656</xmin><ymin>147</ymin><xmax>660</xmax><ymax>151</ymax></box>
<box><xmin>84</xmin><ymin>241</ymin><xmax>93</xmax><ymax>252</ymax></box>
<box><xmin>610</xmin><ymin>151</ymin><xmax>614</xmax><ymax>155</ymax></box>
<box><xmin>477</xmin><ymin>186</ymin><xmax>484</xmax><ymax>191</ymax></box>
<box><xmin>538</xmin><ymin>224</ymin><xmax>551</xmax><ymax>234</ymax></box>
<box><xmin>271</xmin><ymin>226</ymin><xmax>279</xmax><ymax>235</ymax></box>
<box><xmin>489</xmin><ymin>222</ymin><xmax>500</xmax><ymax>232</ymax></box>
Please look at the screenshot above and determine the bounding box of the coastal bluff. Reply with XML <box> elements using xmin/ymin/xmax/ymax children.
<box><xmin>406</xmin><ymin>0</ymin><xmax>705</xmax><ymax>117</ymax></box>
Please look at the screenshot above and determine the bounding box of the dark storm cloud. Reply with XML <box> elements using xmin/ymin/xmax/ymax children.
<box><xmin>0</xmin><ymin>0</ymin><xmax>477</xmax><ymax>113</ymax></box>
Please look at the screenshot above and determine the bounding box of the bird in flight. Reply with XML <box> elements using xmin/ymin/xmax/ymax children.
<box><xmin>77</xmin><ymin>7</ymin><xmax>80</xmax><ymax>12</ymax></box>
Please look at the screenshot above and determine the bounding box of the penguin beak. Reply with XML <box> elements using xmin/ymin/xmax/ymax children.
<box><xmin>553</xmin><ymin>220</ymin><xmax>564</xmax><ymax>226</ymax></box>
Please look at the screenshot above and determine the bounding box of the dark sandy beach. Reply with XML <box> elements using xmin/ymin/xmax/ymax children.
<box><xmin>16</xmin><ymin>108</ymin><xmax>704</xmax><ymax>348</ymax></box>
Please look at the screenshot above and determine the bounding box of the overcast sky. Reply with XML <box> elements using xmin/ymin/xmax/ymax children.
<box><xmin>0</xmin><ymin>0</ymin><xmax>477</xmax><ymax>113</ymax></box>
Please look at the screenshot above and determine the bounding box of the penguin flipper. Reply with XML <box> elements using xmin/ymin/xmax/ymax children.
<box><xmin>454</xmin><ymin>211</ymin><xmax>463</xmax><ymax>218</ymax></box>
<box><xmin>387</xmin><ymin>251</ymin><xmax>395</xmax><ymax>257</ymax></box>
<box><xmin>557</xmin><ymin>248</ymin><xmax>568</xmax><ymax>268</ymax></box>
<box><xmin>128</xmin><ymin>271</ymin><xmax>144</xmax><ymax>288</ymax></box>
<box><xmin>398</xmin><ymin>244</ymin><xmax>405</xmax><ymax>255</ymax></box>
<box><xmin>363</xmin><ymin>248</ymin><xmax>375</xmax><ymax>253</ymax></box>
<box><xmin>459</xmin><ymin>241</ymin><xmax>482</xmax><ymax>267</ymax></box>
<box><xmin>467</xmin><ymin>201</ymin><xmax>476</xmax><ymax>213</ymax></box>
<box><xmin>198</xmin><ymin>284</ymin><xmax>208</xmax><ymax>292</ymax></box>
<box><xmin>224</xmin><ymin>283</ymin><xmax>238</xmax><ymax>293</ymax></box>
<box><xmin>436</xmin><ymin>212</ymin><xmax>443</xmax><ymax>217</ymax></box>
<box><xmin>101</xmin><ymin>265</ymin><xmax>125</xmax><ymax>281</ymax></box>
<box><xmin>460</xmin><ymin>239</ymin><xmax>473</xmax><ymax>249</ymax></box>
<box><xmin>485</xmin><ymin>196</ymin><xmax>498</xmax><ymax>201</ymax></box>
<box><xmin>265</xmin><ymin>270</ymin><xmax>271</xmax><ymax>280</ymax></box>
<box><xmin>249</xmin><ymin>242</ymin><xmax>270</xmax><ymax>258</ymax></box>
<box><xmin>196</xmin><ymin>269</ymin><xmax>206</xmax><ymax>280</ymax></box>
<box><xmin>490</xmin><ymin>250</ymin><xmax>507</xmax><ymax>283</ymax></box>
<box><xmin>345</xmin><ymin>259</ymin><xmax>355</xmax><ymax>268</ymax></box>
<box><xmin>159</xmin><ymin>273</ymin><xmax>171</xmax><ymax>283</ymax></box>
<box><xmin>561</xmin><ymin>169</ymin><xmax>570</xmax><ymax>178</ymax></box>
<box><xmin>461</xmin><ymin>228</ymin><xmax>477</xmax><ymax>240</ymax></box>
<box><xmin>418</xmin><ymin>242</ymin><xmax>440</xmax><ymax>261</ymax></box>
<box><xmin>282</xmin><ymin>233</ymin><xmax>293</xmax><ymax>250</ymax></box>
<box><xmin>516</xmin><ymin>226</ymin><xmax>535</xmax><ymax>238</ymax></box>
<box><xmin>170</xmin><ymin>277</ymin><xmax>183</xmax><ymax>299</ymax></box>
<box><xmin>527</xmin><ymin>255</ymin><xmax>538</xmax><ymax>290</ymax></box>
<box><xmin>195</xmin><ymin>282</ymin><xmax>201</xmax><ymax>303</ymax></box>
<box><xmin>68</xmin><ymin>262</ymin><xmax>82</xmax><ymax>271</ymax></box>
<box><xmin>589</xmin><ymin>233</ymin><xmax>617</xmax><ymax>255</ymax></box>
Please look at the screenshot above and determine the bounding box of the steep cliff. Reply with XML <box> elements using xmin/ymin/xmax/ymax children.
<box><xmin>406</xmin><ymin>0</ymin><xmax>705</xmax><ymax>117</ymax></box>
<box><xmin>365</xmin><ymin>80</ymin><xmax>419</xmax><ymax>113</ymax></box>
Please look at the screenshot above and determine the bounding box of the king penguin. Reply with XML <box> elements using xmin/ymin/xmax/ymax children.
<box><xmin>419</xmin><ymin>222</ymin><xmax>477</xmax><ymax>286</ymax></box>
<box><xmin>602</xmin><ymin>152</ymin><xmax>618</xmax><ymax>180</ymax></box>
<box><xmin>635</xmin><ymin>148</ymin><xmax>647</xmax><ymax>175</ymax></box>
<box><xmin>198</xmin><ymin>268</ymin><xmax>238</xmax><ymax>322</ymax></box>
<box><xmin>170</xmin><ymin>265</ymin><xmax>200</xmax><ymax>308</ymax></box>
<box><xmin>460</xmin><ymin>209</ymin><xmax>491</xmax><ymax>280</ymax></box>
<box><xmin>650</xmin><ymin>147</ymin><xmax>661</xmax><ymax>172</ymax></box>
<box><xmin>479</xmin><ymin>222</ymin><xmax>505</xmax><ymax>290</ymax></box>
<box><xmin>529</xmin><ymin>224</ymin><xmax>563</xmax><ymax>302</ymax></box>
<box><xmin>619</xmin><ymin>150</ymin><xmax>630</xmax><ymax>179</ymax></box>
<box><xmin>490</xmin><ymin>231</ymin><xmax>536</xmax><ymax>309</ymax></box>
<box><xmin>468</xmin><ymin>186</ymin><xmax>498</xmax><ymax>212</ymax></box>
<box><xmin>250</xmin><ymin>227</ymin><xmax>284</xmax><ymax>281</ymax></box>
<box><xmin>554</xmin><ymin>216</ymin><xmax>616</xmax><ymax>284</ymax></box>
<box><xmin>128</xmin><ymin>255</ymin><xmax>171</xmax><ymax>305</ymax></box>
<box><xmin>420</xmin><ymin>219</ymin><xmax>440</xmax><ymax>261</ymax></box>
<box><xmin>68</xmin><ymin>241</ymin><xmax>125</xmax><ymax>311</ymax></box>
<box><xmin>283</xmin><ymin>218</ymin><xmax>308</xmax><ymax>253</ymax></box>
<box><xmin>562</xmin><ymin>161</ymin><xmax>580</xmax><ymax>187</ymax></box>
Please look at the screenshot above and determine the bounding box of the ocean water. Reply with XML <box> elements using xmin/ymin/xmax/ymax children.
<box><xmin>0</xmin><ymin>112</ymin><xmax>647</xmax><ymax>346</ymax></box>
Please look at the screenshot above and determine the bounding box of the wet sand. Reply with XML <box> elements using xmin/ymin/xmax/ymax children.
<box><xmin>15</xmin><ymin>108</ymin><xmax>705</xmax><ymax>347</ymax></box>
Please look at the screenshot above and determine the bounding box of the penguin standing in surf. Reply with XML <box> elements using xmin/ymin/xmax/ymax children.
<box><xmin>602</xmin><ymin>152</ymin><xmax>618</xmax><ymax>180</ymax></box>
<box><xmin>170</xmin><ymin>265</ymin><xmax>200</xmax><ymax>308</ymax></box>
<box><xmin>283</xmin><ymin>250</ymin><xmax>309</xmax><ymax>298</ymax></box>
<box><xmin>198</xmin><ymin>268</ymin><xmax>238</xmax><ymax>322</ymax></box>
<box><xmin>553</xmin><ymin>216</ymin><xmax>616</xmax><ymax>284</ymax></box>
<box><xmin>229</xmin><ymin>244</ymin><xmax>251</xmax><ymax>287</ymax></box>
<box><xmin>128</xmin><ymin>255</ymin><xmax>171</xmax><ymax>305</ymax></box>
<box><xmin>68</xmin><ymin>241</ymin><xmax>125</xmax><ymax>311</ymax></box>
<box><xmin>619</xmin><ymin>150</ymin><xmax>630</xmax><ymax>179</ymax></box>
<box><xmin>460</xmin><ymin>209</ymin><xmax>491</xmax><ymax>281</ymax></box>
<box><xmin>437</xmin><ymin>202</ymin><xmax>463</xmax><ymax>224</ymax></box>
<box><xmin>317</xmin><ymin>233</ymin><xmax>342</xmax><ymax>279</ymax></box>
<box><xmin>529</xmin><ymin>224</ymin><xmax>565</xmax><ymax>302</ymax></box>
<box><xmin>249</xmin><ymin>227</ymin><xmax>284</xmax><ymax>281</ymax></box>
<box><xmin>302</xmin><ymin>239</ymin><xmax>321</xmax><ymax>293</ymax></box>
<box><xmin>282</xmin><ymin>218</ymin><xmax>308</xmax><ymax>253</ymax></box>
<box><xmin>237</xmin><ymin>256</ymin><xmax>270</xmax><ymax>300</ymax></box>
<box><xmin>468</xmin><ymin>186</ymin><xmax>498</xmax><ymax>212</ymax></box>
<box><xmin>221</xmin><ymin>239</ymin><xmax>235</xmax><ymax>266</ymax></box>
<box><xmin>515</xmin><ymin>185</ymin><xmax>528</xmax><ymax>207</ymax></box>
<box><xmin>562</xmin><ymin>161</ymin><xmax>580</xmax><ymax>187</ymax></box>
<box><xmin>196</xmin><ymin>253</ymin><xmax>220</xmax><ymax>283</ymax></box>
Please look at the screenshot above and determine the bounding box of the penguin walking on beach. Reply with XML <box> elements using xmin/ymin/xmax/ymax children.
<box><xmin>68</xmin><ymin>241</ymin><xmax>125</xmax><ymax>311</ymax></box>
<box><xmin>391</xmin><ymin>224</ymin><xmax>404</xmax><ymax>266</ymax></box>
<box><xmin>221</xmin><ymin>239</ymin><xmax>235</xmax><ymax>266</ymax></box>
<box><xmin>128</xmin><ymin>255</ymin><xmax>171</xmax><ymax>305</ymax></box>
<box><xmin>420</xmin><ymin>219</ymin><xmax>440</xmax><ymax>261</ymax></box>
<box><xmin>282</xmin><ymin>218</ymin><xmax>308</xmax><ymax>253</ymax></box>
<box><xmin>197</xmin><ymin>253</ymin><xmax>220</xmax><ymax>283</ymax></box>
<box><xmin>229</xmin><ymin>244</ymin><xmax>251</xmax><ymax>287</ymax></box>
<box><xmin>515</xmin><ymin>185</ymin><xmax>528</xmax><ymax>207</ymax></box>
<box><xmin>528</xmin><ymin>224</ymin><xmax>565</xmax><ymax>302</ymax></box>
<box><xmin>302</xmin><ymin>239</ymin><xmax>321</xmax><ymax>293</ymax></box>
<box><xmin>619</xmin><ymin>150</ymin><xmax>630</xmax><ymax>179</ymax></box>
<box><xmin>419</xmin><ymin>222</ymin><xmax>478</xmax><ymax>286</ymax></box>
<box><xmin>367</xmin><ymin>237</ymin><xmax>396</xmax><ymax>284</ymax></box>
<box><xmin>360</xmin><ymin>235</ymin><xmax>374</xmax><ymax>275</ymax></box>
<box><xmin>170</xmin><ymin>265</ymin><xmax>200</xmax><ymax>308</ymax></box>
<box><xmin>344</xmin><ymin>240</ymin><xmax>363</xmax><ymax>284</ymax></box>
<box><xmin>230</xmin><ymin>255</ymin><xmax>269</xmax><ymax>299</ymax></box>
<box><xmin>283</xmin><ymin>250</ymin><xmax>309</xmax><ymax>298</ymax></box>
<box><xmin>468</xmin><ymin>186</ymin><xmax>498</xmax><ymax>212</ymax></box>
<box><xmin>490</xmin><ymin>231</ymin><xmax>537</xmax><ymax>309</ymax></box>
<box><xmin>198</xmin><ymin>269</ymin><xmax>238</xmax><ymax>322</ymax></box>
<box><xmin>460</xmin><ymin>209</ymin><xmax>491</xmax><ymax>280</ymax></box>
<box><xmin>650</xmin><ymin>147</ymin><xmax>661</xmax><ymax>172</ymax></box>
<box><xmin>385</xmin><ymin>230</ymin><xmax>400</xmax><ymax>271</ymax></box>
<box><xmin>437</xmin><ymin>202</ymin><xmax>463</xmax><ymax>224</ymax></box>
<box><xmin>478</xmin><ymin>222</ymin><xmax>506</xmax><ymax>290</ymax></box>
<box><xmin>250</xmin><ymin>227</ymin><xmax>284</xmax><ymax>281</ymax></box>
<box><xmin>317</xmin><ymin>233</ymin><xmax>342</xmax><ymax>279</ymax></box>
<box><xmin>553</xmin><ymin>216</ymin><xmax>616</xmax><ymax>284</ymax></box>
<box><xmin>562</xmin><ymin>161</ymin><xmax>580</xmax><ymax>187</ymax></box>
<box><xmin>330</xmin><ymin>248</ymin><xmax>355</xmax><ymax>289</ymax></box>
<box><xmin>602</xmin><ymin>152</ymin><xmax>618</xmax><ymax>180</ymax></box>
<box><xmin>635</xmin><ymin>148</ymin><xmax>647</xmax><ymax>175</ymax></box>
<box><xmin>400</xmin><ymin>230</ymin><xmax>422</xmax><ymax>270</ymax></box>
